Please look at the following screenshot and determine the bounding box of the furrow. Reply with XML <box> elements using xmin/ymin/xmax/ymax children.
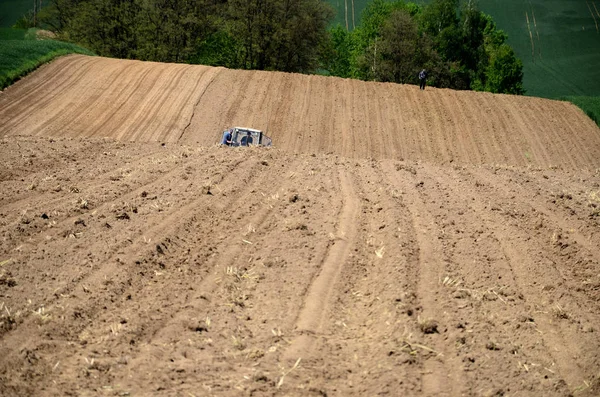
<box><xmin>430</xmin><ymin>165</ymin><xmax>599</xmax><ymax>394</ymax></box>
<box><xmin>283</xmin><ymin>168</ymin><xmax>360</xmax><ymax>362</ymax></box>
<box><xmin>379</xmin><ymin>161</ymin><xmax>465</xmax><ymax>397</ymax></box>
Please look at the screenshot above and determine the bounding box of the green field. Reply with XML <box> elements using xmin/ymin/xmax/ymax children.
<box><xmin>0</xmin><ymin>0</ymin><xmax>41</xmax><ymax>28</ymax></box>
<box><xmin>328</xmin><ymin>0</ymin><xmax>600</xmax><ymax>99</ymax></box>
<box><xmin>477</xmin><ymin>0</ymin><xmax>600</xmax><ymax>98</ymax></box>
<box><xmin>0</xmin><ymin>28</ymin><xmax>94</xmax><ymax>90</ymax></box>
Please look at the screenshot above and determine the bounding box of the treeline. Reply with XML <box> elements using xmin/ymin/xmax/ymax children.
<box><xmin>325</xmin><ymin>0</ymin><xmax>524</xmax><ymax>94</ymax></box>
<box><xmin>37</xmin><ymin>0</ymin><xmax>524</xmax><ymax>94</ymax></box>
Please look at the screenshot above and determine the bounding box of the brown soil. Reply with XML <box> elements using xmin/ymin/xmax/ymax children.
<box><xmin>0</xmin><ymin>55</ymin><xmax>600</xmax><ymax>396</ymax></box>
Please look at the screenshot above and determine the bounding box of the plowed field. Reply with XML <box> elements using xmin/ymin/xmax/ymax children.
<box><xmin>1</xmin><ymin>55</ymin><xmax>600</xmax><ymax>396</ymax></box>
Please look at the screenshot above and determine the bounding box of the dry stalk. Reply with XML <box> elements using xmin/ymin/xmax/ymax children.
<box><xmin>276</xmin><ymin>358</ymin><xmax>302</xmax><ymax>389</ymax></box>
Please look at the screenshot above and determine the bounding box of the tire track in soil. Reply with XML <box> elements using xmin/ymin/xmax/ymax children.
<box><xmin>121</xmin><ymin>66</ymin><xmax>190</xmax><ymax>142</ymax></box>
<box><xmin>290</xmin><ymin>75</ymin><xmax>314</xmax><ymax>155</ymax></box>
<box><xmin>101</xmin><ymin>156</ymin><xmax>312</xmax><ymax>392</ymax></box>
<box><xmin>377</xmin><ymin>84</ymin><xmax>399</xmax><ymax>158</ymax></box>
<box><xmin>467</xmin><ymin>93</ymin><xmax>501</xmax><ymax>164</ymax></box>
<box><xmin>235</xmin><ymin>71</ymin><xmax>278</xmax><ymax>137</ymax></box>
<box><xmin>313</xmin><ymin>76</ymin><xmax>334</xmax><ymax>154</ymax></box>
<box><xmin>0</xmin><ymin>147</ymin><xmax>194</xmax><ymax>264</ymax></box>
<box><xmin>428</xmin><ymin>166</ymin><xmax>599</xmax><ymax>393</ymax></box>
<box><xmin>449</xmin><ymin>91</ymin><xmax>486</xmax><ymax>165</ymax></box>
<box><xmin>37</xmin><ymin>154</ymin><xmax>310</xmax><ymax>395</ymax></box>
<box><xmin>258</xmin><ymin>73</ymin><xmax>294</xmax><ymax>145</ymax></box>
<box><xmin>467</xmin><ymin>166</ymin><xmax>600</xmax><ymax>264</ymax></box>
<box><xmin>379</xmin><ymin>161</ymin><xmax>464</xmax><ymax>397</ymax></box>
<box><xmin>241</xmin><ymin>68</ymin><xmax>282</xmax><ymax>130</ymax></box>
<box><xmin>428</xmin><ymin>89</ymin><xmax>455</xmax><ymax>162</ymax></box>
<box><xmin>338</xmin><ymin>160</ymin><xmax>423</xmax><ymax>394</ymax></box>
<box><xmin>282</xmin><ymin>169</ymin><xmax>360</xmax><ymax>362</ymax></box>
<box><xmin>145</xmin><ymin>157</ymin><xmax>344</xmax><ymax>395</ymax></box>
<box><xmin>0</xmin><ymin>142</ymin><xmax>168</xmax><ymax>223</ymax></box>
<box><xmin>329</xmin><ymin>78</ymin><xmax>347</xmax><ymax>155</ymax></box>
<box><xmin>304</xmin><ymin>160</ymin><xmax>456</xmax><ymax>395</ymax></box>
<box><xmin>359</xmin><ymin>82</ymin><xmax>374</xmax><ymax>159</ymax></box>
<box><xmin>144</xmin><ymin>65</ymin><xmax>201</xmax><ymax>142</ymax></box>
<box><xmin>0</xmin><ymin>151</ymin><xmax>270</xmax><ymax>392</ymax></box>
<box><xmin>397</xmin><ymin>87</ymin><xmax>421</xmax><ymax>161</ymax></box>
<box><xmin>344</xmin><ymin>79</ymin><xmax>360</xmax><ymax>158</ymax></box>
<box><xmin>0</xmin><ymin>150</ymin><xmax>251</xmax><ymax>333</ymax></box>
<box><xmin>221</xmin><ymin>70</ymin><xmax>257</xmax><ymax>128</ymax></box>
<box><xmin>363</xmin><ymin>83</ymin><xmax>383</xmax><ymax>159</ymax></box>
<box><xmin>411</xmin><ymin>89</ymin><xmax>436</xmax><ymax>162</ymax></box>
<box><xmin>180</xmin><ymin>68</ymin><xmax>253</xmax><ymax>144</ymax></box>
<box><xmin>157</xmin><ymin>66</ymin><xmax>224</xmax><ymax>142</ymax></box>
<box><xmin>178</xmin><ymin>68</ymin><xmax>224</xmax><ymax>142</ymax></box>
<box><xmin>49</xmin><ymin>157</ymin><xmax>299</xmax><ymax>385</ymax></box>
<box><xmin>403</xmin><ymin>163</ymin><xmax>566</xmax><ymax>395</ymax></box>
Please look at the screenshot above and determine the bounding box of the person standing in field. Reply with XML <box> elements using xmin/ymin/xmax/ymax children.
<box><xmin>419</xmin><ymin>69</ymin><xmax>427</xmax><ymax>90</ymax></box>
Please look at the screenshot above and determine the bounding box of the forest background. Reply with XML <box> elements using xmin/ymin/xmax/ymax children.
<box><xmin>4</xmin><ymin>0</ymin><xmax>525</xmax><ymax>94</ymax></box>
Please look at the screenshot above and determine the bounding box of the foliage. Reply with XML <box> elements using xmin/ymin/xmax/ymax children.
<box><xmin>327</xmin><ymin>0</ymin><xmax>600</xmax><ymax>98</ymax></box>
<box><xmin>13</xmin><ymin>11</ymin><xmax>37</xmax><ymax>29</ymax></box>
<box><xmin>482</xmin><ymin>43</ymin><xmax>523</xmax><ymax>94</ymax></box>
<box><xmin>0</xmin><ymin>28</ymin><xmax>27</xmax><ymax>40</ymax></box>
<box><xmin>190</xmin><ymin>31</ymin><xmax>240</xmax><ymax>68</ymax></box>
<box><xmin>319</xmin><ymin>24</ymin><xmax>353</xmax><ymax>77</ymax></box>
<box><xmin>19</xmin><ymin>0</ymin><xmax>523</xmax><ymax>93</ymax></box>
<box><xmin>225</xmin><ymin>0</ymin><xmax>334</xmax><ymax>72</ymax></box>
<box><xmin>40</xmin><ymin>0</ymin><xmax>334</xmax><ymax>72</ymax></box>
<box><xmin>325</xmin><ymin>0</ymin><xmax>523</xmax><ymax>93</ymax></box>
<box><xmin>359</xmin><ymin>9</ymin><xmax>421</xmax><ymax>83</ymax></box>
<box><xmin>0</xmin><ymin>30</ymin><xmax>94</xmax><ymax>90</ymax></box>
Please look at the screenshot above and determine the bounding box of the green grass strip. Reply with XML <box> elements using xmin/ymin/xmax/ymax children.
<box><xmin>563</xmin><ymin>96</ymin><xmax>600</xmax><ymax>128</ymax></box>
<box><xmin>0</xmin><ymin>27</ymin><xmax>27</xmax><ymax>40</ymax></box>
<box><xmin>0</xmin><ymin>39</ymin><xmax>94</xmax><ymax>90</ymax></box>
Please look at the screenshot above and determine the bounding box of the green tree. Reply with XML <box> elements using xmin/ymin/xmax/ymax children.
<box><xmin>66</xmin><ymin>0</ymin><xmax>140</xmax><ymax>59</ymax></box>
<box><xmin>360</xmin><ymin>9</ymin><xmax>419</xmax><ymax>83</ymax></box>
<box><xmin>135</xmin><ymin>0</ymin><xmax>216</xmax><ymax>62</ymax></box>
<box><xmin>419</xmin><ymin>0</ymin><xmax>458</xmax><ymax>35</ymax></box>
<box><xmin>226</xmin><ymin>0</ymin><xmax>333</xmax><ymax>72</ymax></box>
<box><xmin>320</xmin><ymin>24</ymin><xmax>353</xmax><ymax>77</ymax></box>
<box><xmin>349</xmin><ymin>0</ymin><xmax>418</xmax><ymax>79</ymax></box>
<box><xmin>483</xmin><ymin>43</ymin><xmax>524</xmax><ymax>94</ymax></box>
<box><xmin>39</xmin><ymin>0</ymin><xmax>86</xmax><ymax>33</ymax></box>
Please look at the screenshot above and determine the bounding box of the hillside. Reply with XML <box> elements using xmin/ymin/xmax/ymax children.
<box><xmin>1</xmin><ymin>55</ymin><xmax>599</xmax><ymax>169</ymax></box>
<box><xmin>0</xmin><ymin>56</ymin><xmax>600</xmax><ymax>396</ymax></box>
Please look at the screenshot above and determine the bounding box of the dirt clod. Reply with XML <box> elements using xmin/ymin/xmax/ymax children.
<box><xmin>419</xmin><ymin>319</ymin><xmax>439</xmax><ymax>334</ymax></box>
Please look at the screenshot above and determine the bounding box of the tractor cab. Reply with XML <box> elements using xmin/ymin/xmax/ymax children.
<box><xmin>223</xmin><ymin>127</ymin><xmax>272</xmax><ymax>147</ymax></box>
